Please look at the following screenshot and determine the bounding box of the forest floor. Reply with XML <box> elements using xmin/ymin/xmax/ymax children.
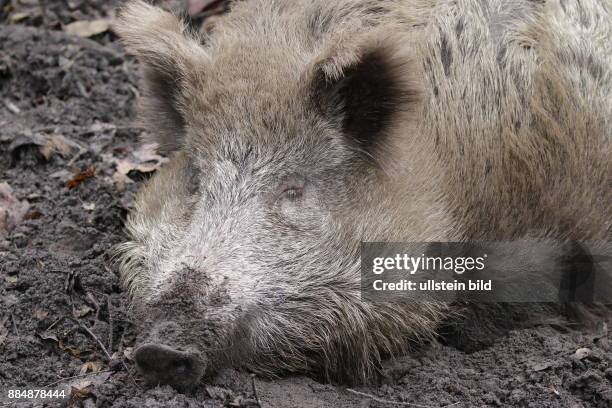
<box><xmin>0</xmin><ymin>1</ymin><xmax>610</xmax><ymax>407</ymax></box>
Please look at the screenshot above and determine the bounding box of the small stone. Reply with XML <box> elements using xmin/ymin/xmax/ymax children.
<box><xmin>573</xmin><ymin>348</ymin><xmax>591</xmax><ymax>360</ymax></box>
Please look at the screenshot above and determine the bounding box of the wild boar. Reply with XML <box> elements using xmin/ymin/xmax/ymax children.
<box><xmin>114</xmin><ymin>0</ymin><xmax>611</xmax><ymax>389</ymax></box>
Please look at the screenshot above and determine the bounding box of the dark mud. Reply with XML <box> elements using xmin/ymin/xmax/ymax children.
<box><xmin>0</xmin><ymin>1</ymin><xmax>610</xmax><ymax>407</ymax></box>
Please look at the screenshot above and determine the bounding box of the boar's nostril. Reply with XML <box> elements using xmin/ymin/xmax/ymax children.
<box><xmin>134</xmin><ymin>343</ymin><xmax>206</xmax><ymax>390</ymax></box>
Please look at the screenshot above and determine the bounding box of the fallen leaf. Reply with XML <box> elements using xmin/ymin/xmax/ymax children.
<box><xmin>82</xmin><ymin>202</ymin><xmax>96</xmax><ymax>211</ymax></box>
<box><xmin>4</xmin><ymin>275</ymin><xmax>18</xmax><ymax>284</ymax></box>
<box><xmin>0</xmin><ymin>182</ymin><xmax>30</xmax><ymax>237</ymax></box>
<box><xmin>67</xmin><ymin>167</ymin><xmax>96</xmax><ymax>189</ymax></box>
<box><xmin>23</xmin><ymin>209</ymin><xmax>42</xmax><ymax>220</ymax></box>
<box><xmin>1</xmin><ymin>294</ymin><xmax>18</xmax><ymax>308</ymax></box>
<box><xmin>574</xmin><ymin>347</ymin><xmax>591</xmax><ymax>360</ymax></box>
<box><xmin>0</xmin><ymin>131</ymin><xmax>13</xmax><ymax>143</ymax></box>
<box><xmin>64</xmin><ymin>19</ymin><xmax>111</xmax><ymax>38</ymax></box>
<box><xmin>206</xmin><ymin>385</ymin><xmax>234</xmax><ymax>402</ymax></box>
<box><xmin>0</xmin><ymin>316</ymin><xmax>9</xmax><ymax>347</ymax></box>
<box><xmin>50</xmin><ymin>169</ymin><xmax>72</xmax><ymax>181</ymax></box>
<box><xmin>132</xmin><ymin>143</ymin><xmax>167</xmax><ymax>164</ymax></box>
<box><xmin>8</xmin><ymin>11</ymin><xmax>33</xmax><ymax>23</ymax></box>
<box><xmin>40</xmin><ymin>134</ymin><xmax>81</xmax><ymax>160</ymax></box>
<box><xmin>79</xmin><ymin>361</ymin><xmax>103</xmax><ymax>375</ymax></box>
<box><xmin>8</xmin><ymin>132</ymin><xmax>44</xmax><ymax>160</ymax></box>
<box><xmin>65</xmin><ymin>371</ymin><xmax>112</xmax><ymax>403</ymax></box>
<box><xmin>89</xmin><ymin>123</ymin><xmax>117</xmax><ymax>133</ymax></box>
<box><xmin>4</xmin><ymin>99</ymin><xmax>20</xmax><ymax>114</ymax></box>
<box><xmin>73</xmin><ymin>305</ymin><xmax>93</xmax><ymax>318</ymax></box>
<box><xmin>8</xmin><ymin>131</ymin><xmax>82</xmax><ymax>162</ymax></box>
<box><xmin>62</xmin><ymin>344</ymin><xmax>85</xmax><ymax>357</ymax></box>
<box><xmin>37</xmin><ymin>332</ymin><xmax>59</xmax><ymax>343</ymax></box>
<box><xmin>70</xmin><ymin>384</ymin><xmax>94</xmax><ymax>401</ymax></box>
<box><xmin>33</xmin><ymin>308</ymin><xmax>49</xmax><ymax>320</ymax></box>
<box><xmin>123</xmin><ymin>347</ymin><xmax>134</xmax><ymax>361</ymax></box>
<box><xmin>83</xmin><ymin>399</ymin><xmax>96</xmax><ymax>408</ymax></box>
<box><xmin>102</xmin><ymin>143</ymin><xmax>167</xmax><ymax>189</ymax></box>
<box><xmin>596</xmin><ymin>321</ymin><xmax>608</xmax><ymax>338</ymax></box>
<box><xmin>531</xmin><ymin>362</ymin><xmax>552</xmax><ymax>372</ymax></box>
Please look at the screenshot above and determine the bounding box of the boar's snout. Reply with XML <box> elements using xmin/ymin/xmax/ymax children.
<box><xmin>134</xmin><ymin>343</ymin><xmax>206</xmax><ymax>390</ymax></box>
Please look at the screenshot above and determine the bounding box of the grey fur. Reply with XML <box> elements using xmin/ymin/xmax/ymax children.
<box><xmin>113</xmin><ymin>0</ymin><xmax>611</xmax><ymax>383</ymax></box>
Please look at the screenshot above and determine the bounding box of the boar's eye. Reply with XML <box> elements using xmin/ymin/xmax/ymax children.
<box><xmin>274</xmin><ymin>175</ymin><xmax>323</xmax><ymax>229</ymax></box>
<box><xmin>282</xmin><ymin>186</ymin><xmax>303</xmax><ymax>202</ymax></box>
<box><xmin>277</xmin><ymin>175</ymin><xmax>306</xmax><ymax>203</ymax></box>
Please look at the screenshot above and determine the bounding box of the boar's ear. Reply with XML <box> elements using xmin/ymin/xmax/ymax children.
<box><xmin>114</xmin><ymin>1</ymin><xmax>209</xmax><ymax>153</ymax></box>
<box><xmin>309</xmin><ymin>31</ymin><xmax>421</xmax><ymax>163</ymax></box>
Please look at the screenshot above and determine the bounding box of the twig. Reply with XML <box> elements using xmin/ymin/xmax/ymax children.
<box><xmin>67</xmin><ymin>147</ymin><xmax>87</xmax><ymax>167</ymax></box>
<box><xmin>121</xmin><ymin>359</ymin><xmax>138</xmax><ymax>387</ymax></box>
<box><xmin>77</xmin><ymin>320</ymin><xmax>137</xmax><ymax>387</ymax></box>
<box><xmin>45</xmin><ymin>317</ymin><xmax>64</xmax><ymax>332</ymax></box>
<box><xmin>119</xmin><ymin>328</ymin><xmax>126</xmax><ymax>354</ymax></box>
<box><xmin>346</xmin><ymin>389</ymin><xmax>459</xmax><ymax>407</ymax></box>
<box><xmin>10</xmin><ymin>313</ymin><xmax>19</xmax><ymax>337</ymax></box>
<box><xmin>250</xmin><ymin>374</ymin><xmax>262</xmax><ymax>407</ymax></box>
<box><xmin>78</xmin><ymin>321</ymin><xmax>112</xmax><ymax>361</ymax></box>
<box><xmin>39</xmin><ymin>0</ymin><xmax>46</xmax><ymax>27</ymax></box>
<box><xmin>4</xmin><ymin>99</ymin><xmax>20</xmax><ymax>114</ymax></box>
<box><xmin>43</xmin><ymin>370</ymin><xmax>114</xmax><ymax>388</ymax></box>
<box><xmin>107</xmin><ymin>295</ymin><xmax>113</xmax><ymax>354</ymax></box>
<box><xmin>86</xmin><ymin>291</ymin><xmax>100</xmax><ymax>321</ymax></box>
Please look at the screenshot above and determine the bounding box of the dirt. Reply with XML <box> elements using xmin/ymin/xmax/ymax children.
<box><xmin>0</xmin><ymin>1</ymin><xmax>610</xmax><ymax>407</ymax></box>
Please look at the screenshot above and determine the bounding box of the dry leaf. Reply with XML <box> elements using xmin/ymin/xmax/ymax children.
<box><xmin>65</xmin><ymin>371</ymin><xmax>112</xmax><ymax>403</ymax></box>
<box><xmin>64</xmin><ymin>19</ymin><xmax>111</xmax><ymax>38</ymax></box>
<box><xmin>0</xmin><ymin>316</ymin><xmax>9</xmax><ymax>347</ymax></box>
<box><xmin>4</xmin><ymin>99</ymin><xmax>20</xmax><ymax>114</ymax></box>
<box><xmin>8</xmin><ymin>131</ymin><xmax>82</xmax><ymax>161</ymax></box>
<box><xmin>83</xmin><ymin>399</ymin><xmax>96</xmax><ymax>408</ymax></box>
<box><xmin>4</xmin><ymin>275</ymin><xmax>18</xmax><ymax>284</ymax></box>
<box><xmin>206</xmin><ymin>385</ymin><xmax>234</xmax><ymax>401</ymax></box>
<box><xmin>9</xmin><ymin>12</ymin><xmax>34</xmax><ymax>23</ymax></box>
<box><xmin>82</xmin><ymin>202</ymin><xmax>96</xmax><ymax>211</ymax></box>
<box><xmin>40</xmin><ymin>134</ymin><xmax>81</xmax><ymax>160</ymax></box>
<box><xmin>67</xmin><ymin>167</ymin><xmax>96</xmax><ymax>189</ymax></box>
<box><xmin>50</xmin><ymin>169</ymin><xmax>72</xmax><ymax>181</ymax></box>
<box><xmin>103</xmin><ymin>143</ymin><xmax>167</xmax><ymax>189</ymax></box>
<box><xmin>38</xmin><ymin>332</ymin><xmax>59</xmax><ymax>343</ymax></box>
<box><xmin>24</xmin><ymin>209</ymin><xmax>42</xmax><ymax>220</ymax></box>
<box><xmin>531</xmin><ymin>362</ymin><xmax>551</xmax><ymax>372</ymax></box>
<box><xmin>0</xmin><ymin>182</ymin><xmax>30</xmax><ymax>237</ymax></box>
<box><xmin>574</xmin><ymin>347</ymin><xmax>591</xmax><ymax>360</ymax></box>
<box><xmin>123</xmin><ymin>347</ymin><xmax>134</xmax><ymax>361</ymax></box>
<box><xmin>79</xmin><ymin>361</ymin><xmax>103</xmax><ymax>375</ymax></box>
<box><xmin>73</xmin><ymin>305</ymin><xmax>93</xmax><ymax>318</ymax></box>
<box><xmin>33</xmin><ymin>308</ymin><xmax>49</xmax><ymax>320</ymax></box>
<box><xmin>2</xmin><ymin>294</ymin><xmax>18</xmax><ymax>308</ymax></box>
<box><xmin>70</xmin><ymin>384</ymin><xmax>94</xmax><ymax>401</ymax></box>
<box><xmin>62</xmin><ymin>344</ymin><xmax>85</xmax><ymax>357</ymax></box>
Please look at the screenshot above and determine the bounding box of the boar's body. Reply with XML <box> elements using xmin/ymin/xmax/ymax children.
<box><xmin>114</xmin><ymin>0</ymin><xmax>611</xmax><ymax>388</ymax></box>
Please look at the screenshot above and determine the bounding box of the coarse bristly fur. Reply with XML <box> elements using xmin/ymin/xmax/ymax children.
<box><xmin>113</xmin><ymin>0</ymin><xmax>611</xmax><ymax>385</ymax></box>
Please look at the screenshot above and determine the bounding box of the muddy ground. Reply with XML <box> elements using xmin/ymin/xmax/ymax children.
<box><xmin>0</xmin><ymin>1</ymin><xmax>610</xmax><ymax>407</ymax></box>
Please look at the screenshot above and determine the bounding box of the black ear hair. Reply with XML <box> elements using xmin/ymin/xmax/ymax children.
<box><xmin>311</xmin><ymin>35</ymin><xmax>421</xmax><ymax>160</ymax></box>
<box><xmin>139</xmin><ymin>64</ymin><xmax>186</xmax><ymax>153</ymax></box>
<box><xmin>114</xmin><ymin>0</ymin><xmax>209</xmax><ymax>153</ymax></box>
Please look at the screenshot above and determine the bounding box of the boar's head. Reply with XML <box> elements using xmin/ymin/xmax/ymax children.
<box><xmin>114</xmin><ymin>0</ymin><xmax>450</xmax><ymax>389</ymax></box>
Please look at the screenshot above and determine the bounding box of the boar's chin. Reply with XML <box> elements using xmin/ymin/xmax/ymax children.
<box><xmin>216</xmin><ymin>298</ymin><xmax>449</xmax><ymax>384</ymax></box>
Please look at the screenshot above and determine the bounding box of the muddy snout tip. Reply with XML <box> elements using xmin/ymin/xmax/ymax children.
<box><xmin>134</xmin><ymin>343</ymin><xmax>206</xmax><ymax>390</ymax></box>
